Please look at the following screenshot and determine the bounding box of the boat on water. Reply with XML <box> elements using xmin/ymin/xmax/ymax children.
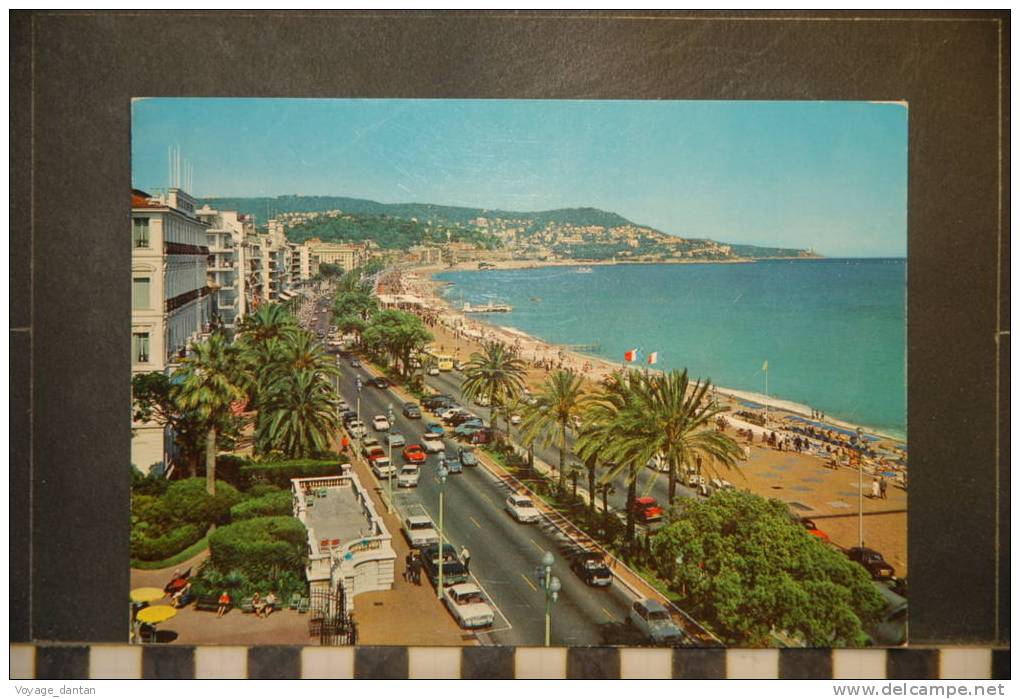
<box><xmin>576</xmin><ymin>266</ymin><xmax>594</xmax><ymax>273</ymax></box>
<box><xmin>463</xmin><ymin>301</ymin><xmax>513</xmax><ymax>313</ymax></box>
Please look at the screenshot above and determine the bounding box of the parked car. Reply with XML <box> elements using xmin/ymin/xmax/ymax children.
<box><xmin>505</xmin><ymin>493</ymin><xmax>540</xmax><ymax>523</ymax></box>
<box><xmin>421</xmin><ymin>543</ymin><xmax>470</xmax><ymax>587</ymax></box>
<box><xmin>847</xmin><ymin>547</ymin><xmax>896</xmax><ymax>580</ymax></box>
<box><xmin>454</xmin><ymin>420</ymin><xmax>486</xmax><ymax>439</ymax></box>
<box><xmin>402</xmin><ymin>403</ymin><xmax>422</xmax><ymax>419</ymax></box>
<box><xmin>366</xmin><ymin>446</ymin><xmax>386</xmax><ymax>463</ymax></box>
<box><xmin>370</xmin><ymin>456</ymin><xmax>394</xmax><ymax>479</ymax></box>
<box><xmin>360</xmin><ymin>437</ymin><xmax>381</xmax><ymax>457</ymax></box>
<box><xmin>570</xmin><ymin>550</ymin><xmax>614</xmax><ymax>587</ymax></box>
<box><xmin>403</xmin><ymin>513</ymin><xmax>439</xmax><ymax>548</ymax></box>
<box><xmin>445</xmin><ymin>454</ymin><xmax>463</xmax><ymax>474</ymax></box>
<box><xmin>403</xmin><ymin>445</ymin><xmax>427</xmax><ymax>464</ymax></box>
<box><xmin>449</xmin><ymin>412</ymin><xmax>480</xmax><ymax>427</ymax></box>
<box><xmin>337</xmin><ymin>399</ymin><xmax>349</xmax><ymax>412</ymax></box>
<box><xmin>386</xmin><ymin>432</ymin><xmax>406</xmax><ymax>448</ymax></box>
<box><xmin>341</xmin><ymin>410</ymin><xmax>358</xmax><ymax>425</ymax></box>
<box><xmin>630</xmin><ymin>497</ymin><xmax>664</xmax><ymax>523</ymax></box>
<box><xmin>347</xmin><ymin>421</ymin><xmax>366</xmax><ymax>439</ymax></box>
<box><xmin>372</xmin><ymin>415</ymin><xmax>391</xmax><ymax>431</ymax></box>
<box><xmin>469</xmin><ymin>428</ymin><xmax>493</xmax><ymax>445</ymax></box>
<box><xmin>459</xmin><ymin>447</ymin><xmax>478</xmax><ymax>467</ymax></box>
<box><xmin>422</xmin><ymin>434</ymin><xmax>445</xmax><ymax>453</ymax></box>
<box><xmin>397</xmin><ymin>464</ymin><xmax>420</xmax><ymax>488</ymax></box>
<box><xmin>424</xmin><ymin>421</ymin><xmax>445</xmax><ymax>437</ymax></box>
<box><xmin>439</xmin><ymin>406</ymin><xmax>464</xmax><ymax>421</ymax></box>
<box><xmin>800</xmin><ymin>517</ymin><xmax>830</xmax><ymax>542</ymax></box>
<box><xmin>422</xmin><ymin>394</ymin><xmax>452</xmax><ymax>410</ymax></box>
<box><xmin>443</xmin><ymin>583</ymin><xmax>495</xmax><ymax>629</ymax></box>
<box><xmin>350</xmin><ymin>358</ymin><xmax>361</xmax><ymax>368</ymax></box>
<box><xmin>372</xmin><ymin>377</ymin><xmax>389</xmax><ymax>389</ymax></box>
<box><xmin>628</xmin><ymin>599</ymin><xmax>688</xmax><ymax>646</ymax></box>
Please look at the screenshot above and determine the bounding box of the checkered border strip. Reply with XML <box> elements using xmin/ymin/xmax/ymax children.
<box><xmin>9</xmin><ymin>645</ymin><xmax>1009</xmax><ymax>680</ymax></box>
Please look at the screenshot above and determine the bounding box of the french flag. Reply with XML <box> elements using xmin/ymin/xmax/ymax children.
<box><xmin>647</xmin><ymin>352</ymin><xmax>658</xmax><ymax>365</ymax></box>
<box><xmin>624</xmin><ymin>348</ymin><xmax>638</xmax><ymax>362</ymax></box>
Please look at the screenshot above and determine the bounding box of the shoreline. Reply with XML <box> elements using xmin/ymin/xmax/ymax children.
<box><xmin>436</xmin><ymin>255</ymin><xmax>825</xmax><ymax>273</ymax></box>
<box><xmin>400</xmin><ymin>264</ymin><xmax>906</xmax><ymax>450</ymax></box>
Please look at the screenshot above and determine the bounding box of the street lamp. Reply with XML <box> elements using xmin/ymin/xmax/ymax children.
<box><xmin>355</xmin><ymin>376</ymin><xmax>363</xmax><ymax>449</ymax></box>
<box><xmin>536</xmin><ymin>551</ymin><xmax>561</xmax><ymax>646</ymax></box>
<box><xmin>436</xmin><ymin>463</ymin><xmax>449</xmax><ymax>599</ymax></box>
<box><xmin>387</xmin><ymin>403</ymin><xmax>396</xmax><ymax>511</ymax></box>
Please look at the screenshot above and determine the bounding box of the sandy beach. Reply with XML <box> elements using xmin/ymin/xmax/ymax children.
<box><xmin>381</xmin><ymin>264</ymin><xmax>908</xmax><ymax>576</ymax></box>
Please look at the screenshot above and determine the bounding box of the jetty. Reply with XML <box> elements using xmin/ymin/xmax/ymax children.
<box><xmin>463</xmin><ymin>301</ymin><xmax>513</xmax><ymax>313</ymax></box>
<box><xmin>564</xmin><ymin>341</ymin><xmax>602</xmax><ymax>352</ymax></box>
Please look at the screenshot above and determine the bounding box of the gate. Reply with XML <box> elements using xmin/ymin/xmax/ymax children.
<box><xmin>308</xmin><ymin>584</ymin><xmax>357</xmax><ymax>646</ymax></box>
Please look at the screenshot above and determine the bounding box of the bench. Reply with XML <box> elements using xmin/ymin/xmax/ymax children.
<box><xmin>194</xmin><ymin>595</ymin><xmax>228</xmax><ymax>613</ymax></box>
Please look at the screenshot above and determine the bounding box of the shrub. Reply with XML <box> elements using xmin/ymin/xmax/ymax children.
<box><xmin>208</xmin><ymin>516</ymin><xmax>308</xmax><ymax>580</ymax></box>
<box><xmin>163</xmin><ymin>478</ymin><xmax>243</xmax><ymax>526</ymax></box>
<box><xmin>246</xmin><ymin>484</ymin><xmax>282</xmax><ymax>498</ymax></box>
<box><xmin>239</xmin><ymin>460</ymin><xmax>340</xmax><ymax>489</ymax></box>
<box><xmin>192</xmin><ymin>561</ymin><xmax>307</xmax><ymax>602</ymax></box>
<box><xmin>131</xmin><ymin>465</ymin><xmax>168</xmax><ymax>496</ymax></box>
<box><xmin>213</xmin><ymin>454</ymin><xmax>251</xmax><ymax>489</ymax></box>
<box><xmin>130</xmin><ymin>522</ymin><xmax>205</xmax><ymax>561</ymax></box>
<box><xmin>230</xmin><ymin>490</ymin><xmax>294</xmax><ymax>520</ymax></box>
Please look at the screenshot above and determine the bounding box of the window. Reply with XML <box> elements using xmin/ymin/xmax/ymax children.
<box><xmin>132</xmin><ymin>217</ymin><xmax>150</xmax><ymax>248</ymax></box>
<box><xmin>132</xmin><ymin>333</ymin><xmax>150</xmax><ymax>364</ymax></box>
<box><xmin>132</xmin><ymin>277</ymin><xmax>150</xmax><ymax>310</ymax></box>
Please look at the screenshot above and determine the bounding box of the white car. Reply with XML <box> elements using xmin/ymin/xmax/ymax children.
<box><xmin>397</xmin><ymin>464</ymin><xmax>420</xmax><ymax>488</ymax></box>
<box><xmin>422</xmin><ymin>434</ymin><xmax>445</xmax><ymax>453</ymax></box>
<box><xmin>361</xmin><ymin>436</ymin><xmax>380</xmax><ymax>457</ymax></box>
<box><xmin>347</xmin><ymin>421</ymin><xmax>366</xmax><ymax>438</ymax></box>
<box><xmin>439</xmin><ymin>406</ymin><xmax>463</xmax><ymax>420</ymax></box>
<box><xmin>628</xmin><ymin>599</ymin><xmax>687</xmax><ymax>645</ymax></box>
<box><xmin>509</xmin><ymin>414</ymin><xmax>522</xmax><ymax>425</ymax></box>
<box><xmin>426</xmin><ymin>366</ymin><xmax>440</xmax><ymax>376</ymax></box>
<box><xmin>505</xmin><ymin>493</ymin><xmax>541</xmax><ymax>523</ymax></box>
<box><xmin>372</xmin><ymin>415</ymin><xmax>391</xmax><ymax>431</ymax></box>
<box><xmin>387</xmin><ymin>432</ymin><xmax>406</xmax><ymax>448</ymax></box>
<box><xmin>371</xmin><ymin>456</ymin><xmax>395</xmax><ymax>478</ymax></box>
<box><xmin>337</xmin><ymin>399</ymin><xmax>349</xmax><ymax>412</ymax></box>
<box><xmin>403</xmin><ymin>514</ymin><xmax>439</xmax><ymax>548</ymax></box>
<box><xmin>443</xmin><ymin>583</ymin><xmax>495</xmax><ymax>629</ymax></box>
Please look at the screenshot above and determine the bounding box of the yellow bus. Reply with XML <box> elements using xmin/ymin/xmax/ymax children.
<box><xmin>424</xmin><ymin>347</ymin><xmax>455</xmax><ymax>372</ymax></box>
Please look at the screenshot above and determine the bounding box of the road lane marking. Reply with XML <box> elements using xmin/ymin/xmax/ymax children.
<box><xmin>480</xmin><ymin>494</ymin><xmax>493</xmax><ymax>505</ymax></box>
<box><xmin>529</xmin><ymin>538</ymin><xmax>544</xmax><ymax>553</ymax></box>
<box><xmin>469</xmin><ymin>516</ymin><xmax>482</xmax><ymax>529</ymax></box>
<box><xmin>520</xmin><ymin>573</ymin><xmax>538</xmax><ymax>592</ymax></box>
<box><xmin>602</xmin><ymin>607</ymin><xmax>616</xmax><ymax>621</ymax></box>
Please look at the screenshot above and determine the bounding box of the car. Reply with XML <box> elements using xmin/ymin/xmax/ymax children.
<box><xmin>403</xmin><ymin>513</ymin><xmax>439</xmax><ymax>548</ymax></box>
<box><xmin>438</xmin><ymin>406</ymin><xmax>464</xmax><ymax>421</ymax></box>
<box><xmin>420</xmin><ymin>543</ymin><xmax>470</xmax><ymax>587</ymax></box>
<box><xmin>630</xmin><ymin>497</ymin><xmax>664</xmax><ymax>523</ymax></box>
<box><xmin>454</xmin><ymin>420</ymin><xmax>486</xmax><ymax>439</ymax></box>
<box><xmin>628</xmin><ymin>599</ymin><xmax>688</xmax><ymax>646</ymax></box>
<box><xmin>341</xmin><ymin>410</ymin><xmax>358</xmax><ymax>425</ymax></box>
<box><xmin>350</xmin><ymin>358</ymin><xmax>361</xmax><ymax>368</ymax></box>
<box><xmin>403</xmin><ymin>445</ymin><xmax>427</xmax><ymax>463</ymax></box>
<box><xmin>372</xmin><ymin>377</ymin><xmax>390</xmax><ymax>389</ymax></box>
<box><xmin>509</xmin><ymin>414</ymin><xmax>522</xmax><ymax>425</ymax></box>
<box><xmin>426</xmin><ymin>366</ymin><xmax>440</xmax><ymax>376</ymax></box>
<box><xmin>448</xmin><ymin>412</ymin><xmax>480</xmax><ymax>427</ymax></box>
<box><xmin>570</xmin><ymin>550</ymin><xmax>614</xmax><ymax>587</ymax></box>
<box><xmin>402</xmin><ymin>403</ymin><xmax>422</xmax><ymax>419</ymax></box>
<box><xmin>847</xmin><ymin>547</ymin><xmax>896</xmax><ymax>580</ymax></box>
<box><xmin>505</xmin><ymin>493</ymin><xmax>541</xmax><ymax>523</ymax></box>
<box><xmin>469</xmin><ymin>428</ymin><xmax>493</xmax><ymax>445</ymax></box>
<box><xmin>422</xmin><ymin>434</ymin><xmax>445</xmax><ymax>453</ymax></box>
<box><xmin>337</xmin><ymin>399</ymin><xmax>350</xmax><ymax>412</ymax></box>
<box><xmin>454</xmin><ymin>361</ymin><xmax>466</xmax><ymax>371</ymax></box>
<box><xmin>316</xmin><ymin>329</ymin><xmax>326</xmax><ymax>338</ymax></box>
<box><xmin>424</xmin><ymin>422</ymin><xmax>445</xmax><ymax>437</ymax></box>
<box><xmin>372</xmin><ymin>415</ymin><xmax>391</xmax><ymax>431</ymax></box>
<box><xmin>445</xmin><ymin>455</ymin><xmax>463</xmax><ymax>474</ymax></box>
<box><xmin>370</xmin><ymin>456</ymin><xmax>395</xmax><ymax>479</ymax></box>
<box><xmin>386</xmin><ymin>432</ymin><xmax>406</xmax><ymax>448</ymax></box>
<box><xmin>360</xmin><ymin>436</ymin><xmax>380</xmax><ymax>457</ymax></box>
<box><xmin>800</xmin><ymin>517</ymin><xmax>830</xmax><ymax>542</ymax></box>
<box><xmin>459</xmin><ymin>447</ymin><xmax>478</xmax><ymax>467</ymax></box>
<box><xmin>397</xmin><ymin>464</ymin><xmax>420</xmax><ymax>488</ymax></box>
<box><xmin>366</xmin><ymin>446</ymin><xmax>386</xmax><ymax>463</ymax></box>
<box><xmin>347</xmin><ymin>421</ymin><xmax>366</xmax><ymax>438</ymax></box>
<box><xmin>422</xmin><ymin>394</ymin><xmax>452</xmax><ymax>410</ymax></box>
<box><xmin>443</xmin><ymin>583</ymin><xmax>495</xmax><ymax>629</ymax></box>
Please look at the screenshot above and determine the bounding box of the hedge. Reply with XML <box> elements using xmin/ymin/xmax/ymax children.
<box><xmin>162</xmin><ymin>478</ymin><xmax>243</xmax><ymax>527</ymax></box>
<box><xmin>208</xmin><ymin>516</ymin><xmax>308</xmax><ymax>579</ymax></box>
<box><xmin>131</xmin><ymin>522</ymin><xmax>206</xmax><ymax>562</ymax></box>
<box><xmin>246</xmin><ymin>484</ymin><xmax>282</xmax><ymax>498</ymax></box>
<box><xmin>212</xmin><ymin>454</ymin><xmax>251</xmax><ymax>489</ymax></box>
<box><xmin>230</xmin><ymin>490</ymin><xmax>294</xmax><ymax>521</ymax></box>
<box><xmin>239</xmin><ymin>459</ymin><xmax>341</xmax><ymax>489</ymax></box>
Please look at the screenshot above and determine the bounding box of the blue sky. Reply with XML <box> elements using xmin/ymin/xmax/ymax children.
<box><xmin>132</xmin><ymin>99</ymin><xmax>907</xmax><ymax>256</ymax></box>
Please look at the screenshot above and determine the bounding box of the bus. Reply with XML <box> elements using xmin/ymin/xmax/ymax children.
<box><xmin>425</xmin><ymin>347</ymin><xmax>455</xmax><ymax>372</ymax></box>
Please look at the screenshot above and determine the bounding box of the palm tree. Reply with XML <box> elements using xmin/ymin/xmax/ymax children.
<box><xmin>460</xmin><ymin>341</ymin><xmax>527</xmax><ymax>442</ymax></box>
<box><xmin>171</xmin><ymin>332</ymin><xmax>246</xmax><ymax>495</ymax></box>
<box><xmin>270</xmin><ymin>329</ymin><xmax>341</xmax><ymax>383</ymax></box>
<box><xmin>642</xmin><ymin>370</ymin><xmax>744</xmax><ymax>504</ymax></box>
<box><xmin>237</xmin><ymin>303</ymin><xmax>299</xmax><ymax>346</ymax></box>
<box><xmin>256</xmin><ymin>369</ymin><xmax>340</xmax><ymax>459</ymax></box>
<box><xmin>521</xmin><ymin>369</ymin><xmax>585</xmax><ymax>491</ymax></box>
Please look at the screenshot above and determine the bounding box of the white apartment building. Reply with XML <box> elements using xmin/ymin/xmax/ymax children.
<box><xmin>132</xmin><ymin>188</ymin><xmax>213</xmax><ymax>474</ymax></box>
<box><xmin>304</xmin><ymin>237</ymin><xmax>367</xmax><ymax>274</ymax></box>
<box><xmin>289</xmin><ymin>241</ymin><xmax>312</xmax><ymax>283</ymax></box>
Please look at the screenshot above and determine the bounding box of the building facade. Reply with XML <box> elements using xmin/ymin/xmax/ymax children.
<box><xmin>131</xmin><ymin>188</ymin><xmax>213</xmax><ymax>474</ymax></box>
<box><xmin>304</xmin><ymin>237</ymin><xmax>368</xmax><ymax>274</ymax></box>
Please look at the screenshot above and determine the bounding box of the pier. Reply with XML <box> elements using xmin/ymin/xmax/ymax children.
<box><xmin>463</xmin><ymin>301</ymin><xmax>513</xmax><ymax>313</ymax></box>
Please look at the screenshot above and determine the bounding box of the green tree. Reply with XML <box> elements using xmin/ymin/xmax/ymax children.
<box><xmin>256</xmin><ymin>369</ymin><xmax>340</xmax><ymax>459</ymax></box>
<box><xmin>521</xmin><ymin>369</ymin><xmax>585</xmax><ymax>491</ymax></box>
<box><xmin>361</xmin><ymin>309</ymin><xmax>433</xmax><ymax>378</ymax></box>
<box><xmin>651</xmin><ymin>489</ymin><xmax>886</xmax><ymax>647</ymax></box>
<box><xmin>460</xmin><ymin>341</ymin><xmax>527</xmax><ymax>442</ymax></box>
<box><xmin>171</xmin><ymin>332</ymin><xmax>247</xmax><ymax>495</ymax></box>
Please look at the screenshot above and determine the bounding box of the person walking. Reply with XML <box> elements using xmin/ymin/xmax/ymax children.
<box><xmin>410</xmin><ymin>554</ymin><xmax>422</xmax><ymax>585</ymax></box>
<box><xmin>404</xmin><ymin>551</ymin><xmax>413</xmax><ymax>582</ymax></box>
<box><xmin>879</xmin><ymin>477</ymin><xmax>888</xmax><ymax>500</ymax></box>
<box><xmin>460</xmin><ymin>546</ymin><xmax>471</xmax><ymax>573</ymax></box>
<box><xmin>871</xmin><ymin>477</ymin><xmax>881</xmax><ymax>499</ymax></box>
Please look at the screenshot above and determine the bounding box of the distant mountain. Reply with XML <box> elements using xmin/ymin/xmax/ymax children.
<box><xmin>199</xmin><ymin>194</ymin><xmax>819</xmax><ymax>260</ymax></box>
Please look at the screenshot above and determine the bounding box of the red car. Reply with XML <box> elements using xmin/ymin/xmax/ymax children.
<box><xmin>403</xmin><ymin>445</ymin><xmax>427</xmax><ymax>463</ymax></box>
<box><xmin>630</xmin><ymin>496</ymin><xmax>664</xmax><ymax>523</ymax></box>
<box><xmin>801</xmin><ymin>518</ymin><xmax>831</xmax><ymax>542</ymax></box>
<box><xmin>366</xmin><ymin>447</ymin><xmax>386</xmax><ymax>463</ymax></box>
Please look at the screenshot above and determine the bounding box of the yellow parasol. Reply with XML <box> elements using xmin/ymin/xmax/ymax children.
<box><xmin>130</xmin><ymin>587</ymin><xmax>166</xmax><ymax>603</ymax></box>
<box><xmin>136</xmin><ymin>605</ymin><xmax>178</xmax><ymax>624</ymax></box>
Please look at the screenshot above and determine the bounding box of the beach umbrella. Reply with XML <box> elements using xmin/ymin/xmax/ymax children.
<box><xmin>130</xmin><ymin>587</ymin><xmax>166</xmax><ymax>603</ymax></box>
<box><xmin>137</xmin><ymin>605</ymin><xmax>178</xmax><ymax>624</ymax></box>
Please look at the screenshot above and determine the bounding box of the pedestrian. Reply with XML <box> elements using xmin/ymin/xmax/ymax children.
<box><xmin>871</xmin><ymin>477</ymin><xmax>880</xmax><ymax>499</ymax></box>
<box><xmin>404</xmin><ymin>551</ymin><xmax>413</xmax><ymax>582</ymax></box>
<box><xmin>460</xmin><ymin>546</ymin><xmax>471</xmax><ymax>573</ymax></box>
<box><xmin>880</xmin><ymin>477</ymin><xmax>888</xmax><ymax>500</ymax></box>
<box><xmin>410</xmin><ymin>554</ymin><xmax>422</xmax><ymax>585</ymax></box>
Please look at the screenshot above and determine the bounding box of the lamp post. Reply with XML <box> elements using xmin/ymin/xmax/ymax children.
<box><xmin>436</xmin><ymin>463</ymin><xmax>448</xmax><ymax>599</ymax></box>
<box><xmin>536</xmin><ymin>551</ymin><xmax>561</xmax><ymax>646</ymax></box>
<box><xmin>355</xmin><ymin>376</ymin><xmax>363</xmax><ymax>450</ymax></box>
<box><xmin>857</xmin><ymin>426</ymin><xmax>865</xmax><ymax>548</ymax></box>
<box><xmin>387</xmin><ymin>403</ymin><xmax>395</xmax><ymax>510</ymax></box>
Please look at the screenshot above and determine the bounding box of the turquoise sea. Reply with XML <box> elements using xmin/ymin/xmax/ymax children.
<box><xmin>436</xmin><ymin>259</ymin><xmax>906</xmax><ymax>440</ymax></box>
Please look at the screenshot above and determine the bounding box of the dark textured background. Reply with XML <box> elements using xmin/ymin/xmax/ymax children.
<box><xmin>9</xmin><ymin>10</ymin><xmax>1009</xmax><ymax>645</ymax></box>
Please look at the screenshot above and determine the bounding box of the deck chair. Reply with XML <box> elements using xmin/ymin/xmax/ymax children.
<box><xmin>240</xmin><ymin>596</ymin><xmax>255</xmax><ymax>613</ymax></box>
<box><xmin>298</xmin><ymin>597</ymin><xmax>311</xmax><ymax>613</ymax></box>
<box><xmin>289</xmin><ymin>593</ymin><xmax>302</xmax><ymax>609</ymax></box>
